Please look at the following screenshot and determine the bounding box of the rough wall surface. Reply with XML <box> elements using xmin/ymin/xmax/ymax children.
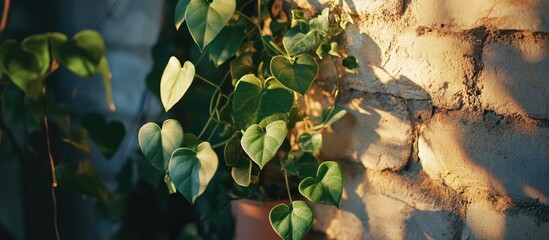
<box><xmin>300</xmin><ymin>0</ymin><xmax>549</xmax><ymax>239</ymax></box>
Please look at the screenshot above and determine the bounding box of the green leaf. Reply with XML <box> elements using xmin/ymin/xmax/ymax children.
<box><xmin>230</xmin><ymin>53</ymin><xmax>254</xmax><ymax>86</ymax></box>
<box><xmin>96</xmin><ymin>56</ymin><xmax>116</xmax><ymax>111</ymax></box>
<box><xmin>209</xmin><ymin>26</ymin><xmax>244</xmax><ymax>67</ymax></box>
<box><xmin>44</xmin><ymin>32</ymin><xmax>68</xmax><ymax>60</ymax></box>
<box><xmin>185</xmin><ymin>0</ymin><xmax>236</xmax><ymax>51</ymax></box>
<box><xmin>270</xmin><ymin>54</ymin><xmax>318</xmax><ymax>95</ymax></box>
<box><xmin>62</xmin><ymin>127</ymin><xmax>92</xmax><ymax>154</ymax></box>
<box><xmin>168</xmin><ymin>142</ymin><xmax>219</xmax><ymax>204</ymax></box>
<box><xmin>233</xmin><ymin>75</ymin><xmax>294</xmax><ymax>130</ymax></box>
<box><xmin>175</xmin><ymin>0</ymin><xmax>191</xmax><ymax>30</ymax></box>
<box><xmin>164</xmin><ymin>172</ymin><xmax>177</xmax><ymax>194</ymax></box>
<box><xmin>55</xmin><ymin>160</ymin><xmax>109</xmax><ymax>203</ymax></box>
<box><xmin>298</xmin><ymin>132</ymin><xmax>322</xmax><ymax>154</ymax></box>
<box><xmin>224</xmin><ymin>136</ymin><xmax>240</xmax><ymax>166</ymax></box>
<box><xmin>58</xmin><ymin>30</ymin><xmax>106</xmax><ymax>78</ymax></box>
<box><xmin>309</xmin><ymin>8</ymin><xmax>329</xmax><ymax>35</ymax></box>
<box><xmin>342</xmin><ymin>55</ymin><xmax>358</xmax><ymax>70</ymax></box>
<box><xmin>160</xmin><ymin>57</ymin><xmax>195</xmax><ymax>112</ymax></box>
<box><xmin>282</xmin><ymin>26</ymin><xmax>317</xmax><ymax>56</ymax></box>
<box><xmin>311</xmin><ymin>106</ymin><xmax>348</xmax><ymax>130</ymax></box>
<box><xmin>82</xmin><ymin>113</ymin><xmax>125</xmax><ymax>159</ymax></box>
<box><xmin>183</xmin><ymin>133</ymin><xmax>201</xmax><ymax>148</ymax></box>
<box><xmin>316</xmin><ymin>42</ymin><xmax>339</xmax><ymax>59</ymax></box>
<box><xmin>138</xmin><ymin>119</ymin><xmax>184</xmax><ymax>172</ymax></box>
<box><xmin>241</xmin><ymin>120</ymin><xmax>287</xmax><ymax>169</ymax></box>
<box><xmin>21</xmin><ymin>35</ymin><xmax>51</xmax><ymax>75</ymax></box>
<box><xmin>299</xmin><ymin>161</ymin><xmax>343</xmax><ymax>206</ymax></box>
<box><xmin>281</xmin><ymin>150</ymin><xmax>319</xmax><ymax>180</ymax></box>
<box><xmin>269</xmin><ymin>201</ymin><xmax>313</xmax><ymax>240</ymax></box>
<box><xmin>231</xmin><ymin>157</ymin><xmax>252</xmax><ymax>187</ymax></box>
<box><xmin>258</xmin><ymin>113</ymin><xmax>289</xmax><ymax>128</ymax></box>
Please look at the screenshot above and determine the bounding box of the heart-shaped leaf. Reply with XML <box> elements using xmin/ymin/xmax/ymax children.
<box><xmin>160</xmin><ymin>57</ymin><xmax>195</xmax><ymax>112</ymax></box>
<box><xmin>233</xmin><ymin>75</ymin><xmax>294</xmax><ymax>130</ymax></box>
<box><xmin>282</xmin><ymin>26</ymin><xmax>317</xmax><ymax>56</ymax></box>
<box><xmin>299</xmin><ymin>161</ymin><xmax>343</xmax><ymax>207</ymax></box>
<box><xmin>316</xmin><ymin>42</ymin><xmax>340</xmax><ymax>59</ymax></box>
<box><xmin>138</xmin><ymin>119</ymin><xmax>184</xmax><ymax>172</ymax></box>
<box><xmin>224</xmin><ymin>136</ymin><xmax>240</xmax><ymax>166</ymax></box>
<box><xmin>231</xmin><ymin>157</ymin><xmax>252</xmax><ymax>187</ymax></box>
<box><xmin>309</xmin><ymin>8</ymin><xmax>329</xmax><ymax>35</ymax></box>
<box><xmin>270</xmin><ymin>54</ymin><xmax>318</xmax><ymax>95</ymax></box>
<box><xmin>168</xmin><ymin>142</ymin><xmax>218</xmax><ymax>204</ymax></box>
<box><xmin>241</xmin><ymin>120</ymin><xmax>287</xmax><ymax>169</ymax></box>
<box><xmin>209</xmin><ymin>26</ymin><xmax>244</xmax><ymax>67</ymax></box>
<box><xmin>298</xmin><ymin>132</ymin><xmax>322</xmax><ymax>154</ymax></box>
<box><xmin>174</xmin><ymin>0</ymin><xmax>191</xmax><ymax>30</ymax></box>
<box><xmin>281</xmin><ymin>150</ymin><xmax>319</xmax><ymax>179</ymax></box>
<box><xmin>55</xmin><ymin>159</ymin><xmax>109</xmax><ymax>203</ymax></box>
<box><xmin>342</xmin><ymin>55</ymin><xmax>358</xmax><ymax>70</ymax></box>
<box><xmin>58</xmin><ymin>30</ymin><xmax>106</xmax><ymax>78</ymax></box>
<box><xmin>185</xmin><ymin>0</ymin><xmax>236</xmax><ymax>51</ymax></box>
<box><xmin>269</xmin><ymin>200</ymin><xmax>313</xmax><ymax>240</ymax></box>
<box><xmin>82</xmin><ymin>113</ymin><xmax>125</xmax><ymax>159</ymax></box>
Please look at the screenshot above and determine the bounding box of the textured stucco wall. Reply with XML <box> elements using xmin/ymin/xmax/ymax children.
<box><xmin>300</xmin><ymin>0</ymin><xmax>549</xmax><ymax>239</ymax></box>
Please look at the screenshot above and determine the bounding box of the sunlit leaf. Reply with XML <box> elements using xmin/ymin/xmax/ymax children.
<box><xmin>58</xmin><ymin>30</ymin><xmax>106</xmax><ymax>78</ymax></box>
<box><xmin>82</xmin><ymin>113</ymin><xmax>125</xmax><ymax>159</ymax></box>
<box><xmin>241</xmin><ymin>120</ymin><xmax>287</xmax><ymax>169</ymax></box>
<box><xmin>270</xmin><ymin>54</ymin><xmax>318</xmax><ymax>95</ymax></box>
<box><xmin>231</xmin><ymin>157</ymin><xmax>252</xmax><ymax>187</ymax></box>
<box><xmin>175</xmin><ymin>0</ymin><xmax>191</xmax><ymax>30</ymax></box>
<box><xmin>56</xmin><ymin>159</ymin><xmax>109</xmax><ymax>203</ymax></box>
<box><xmin>233</xmin><ymin>75</ymin><xmax>293</xmax><ymax>130</ymax></box>
<box><xmin>309</xmin><ymin>8</ymin><xmax>329</xmax><ymax>35</ymax></box>
<box><xmin>299</xmin><ymin>161</ymin><xmax>343</xmax><ymax>206</ymax></box>
<box><xmin>160</xmin><ymin>57</ymin><xmax>195</xmax><ymax>112</ymax></box>
<box><xmin>281</xmin><ymin>150</ymin><xmax>319</xmax><ymax>179</ymax></box>
<box><xmin>282</xmin><ymin>26</ymin><xmax>317</xmax><ymax>56</ymax></box>
<box><xmin>298</xmin><ymin>132</ymin><xmax>322</xmax><ymax>154</ymax></box>
<box><xmin>311</xmin><ymin>106</ymin><xmax>347</xmax><ymax>130</ymax></box>
<box><xmin>169</xmin><ymin>142</ymin><xmax>218</xmax><ymax>204</ymax></box>
<box><xmin>138</xmin><ymin>119</ymin><xmax>184</xmax><ymax>172</ymax></box>
<box><xmin>269</xmin><ymin>201</ymin><xmax>313</xmax><ymax>240</ymax></box>
<box><xmin>164</xmin><ymin>171</ymin><xmax>177</xmax><ymax>194</ymax></box>
<box><xmin>185</xmin><ymin>0</ymin><xmax>236</xmax><ymax>51</ymax></box>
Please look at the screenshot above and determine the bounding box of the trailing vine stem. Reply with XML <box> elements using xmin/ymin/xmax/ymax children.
<box><xmin>283</xmin><ymin>170</ymin><xmax>293</xmax><ymax>203</ymax></box>
<box><xmin>235</xmin><ymin>10</ymin><xmax>286</xmax><ymax>56</ymax></box>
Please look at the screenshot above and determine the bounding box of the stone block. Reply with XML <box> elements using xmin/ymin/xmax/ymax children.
<box><xmin>321</xmin><ymin>91</ymin><xmax>412</xmax><ymax>171</ymax></box>
<box><xmin>419</xmin><ymin>111</ymin><xmax>549</xmax><ymax>205</ymax></box>
<box><xmin>480</xmin><ymin>33</ymin><xmax>549</xmax><ymax>119</ymax></box>
<box><xmin>410</xmin><ymin>0</ymin><xmax>549</xmax><ymax>32</ymax></box>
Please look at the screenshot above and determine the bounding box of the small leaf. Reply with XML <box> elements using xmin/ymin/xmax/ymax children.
<box><xmin>281</xmin><ymin>150</ymin><xmax>319</xmax><ymax>179</ymax></box>
<box><xmin>233</xmin><ymin>75</ymin><xmax>294</xmax><ymax>130</ymax></box>
<box><xmin>56</xmin><ymin>160</ymin><xmax>109</xmax><ymax>203</ymax></box>
<box><xmin>58</xmin><ymin>30</ymin><xmax>106</xmax><ymax>78</ymax></box>
<box><xmin>298</xmin><ymin>132</ymin><xmax>322</xmax><ymax>154</ymax></box>
<box><xmin>62</xmin><ymin>127</ymin><xmax>92</xmax><ymax>154</ymax></box>
<box><xmin>311</xmin><ymin>107</ymin><xmax>347</xmax><ymax>130</ymax></box>
<box><xmin>241</xmin><ymin>120</ymin><xmax>287</xmax><ymax>169</ymax></box>
<box><xmin>185</xmin><ymin>0</ymin><xmax>236</xmax><ymax>51</ymax></box>
<box><xmin>138</xmin><ymin>119</ymin><xmax>184</xmax><ymax>172</ymax></box>
<box><xmin>169</xmin><ymin>142</ymin><xmax>219</xmax><ymax>204</ymax></box>
<box><xmin>175</xmin><ymin>0</ymin><xmax>191</xmax><ymax>30</ymax></box>
<box><xmin>0</xmin><ymin>39</ymin><xmax>45</xmax><ymax>99</ymax></box>
<box><xmin>342</xmin><ymin>55</ymin><xmax>358</xmax><ymax>70</ymax></box>
<box><xmin>282</xmin><ymin>26</ymin><xmax>317</xmax><ymax>56</ymax></box>
<box><xmin>224</xmin><ymin>136</ymin><xmax>240</xmax><ymax>166</ymax></box>
<box><xmin>231</xmin><ymin>157</ymin><xmax>252</xmax><ymax>187</ymax></box>
<box><xmin>269</xmin><ymin>201</ymin><xmax>313</xmax><ymax>240</ymax></box>
<box><xmin>270</xmin><ymin>54</ymin><xmax>318</xmax><ymax>95</ymax></box>
<box><xmin>160</xmin><ymin>57</ymin><xmax>195</xmax><ymax>112</ymax></box>
<box><xmin>299</xmin><ymin>161</ymin><xmax>343</xmax><ymax>206</ymax></box>
<box><xmin>309</xmin><ymin>8</ymin><xmax>329</xmax><ymax>35</ymax></box>
<box><xmin>209</xmin><ymin>26</ymin><xmax>244</xmax><ymax>67</ymax></box>
<box><xmin>82</xmin><ymin>113</ymin><xmax>125</xmax><ymax>159</ymax></box>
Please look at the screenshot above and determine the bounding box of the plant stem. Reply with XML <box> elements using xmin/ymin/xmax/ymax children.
<box><xmin>0</xmin><ymin>0</ymin><xmax>10</xmax><ymax>39</ymax></box>
<box><xmin>198</xmin><ymin>91</ymin><xmax>222</xmax><ymax>139</ymax></box>
<box><xmin>322</xmin><ymin>56</ymin><xmax>343</xmax><ymax>130</ymax></box>
<box><xmin>235</xmin><ymin>10</ymin><xmax>287</xmax><ymax>56</ymax></box>
<box><xmin>194</xmin><ymin>73</ymin><xmax>230</xmax><ymax>100</ymax></box>
<box><xmin>283</xmin><ymin>170</ymin><xmax>293</xmax><ymax>203</ymax></box>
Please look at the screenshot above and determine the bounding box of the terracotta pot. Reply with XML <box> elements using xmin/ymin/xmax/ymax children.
<box><xmin>231</xmin><ymin>199</ymin><xmax>289</xmax><ymax>240</ymax></box>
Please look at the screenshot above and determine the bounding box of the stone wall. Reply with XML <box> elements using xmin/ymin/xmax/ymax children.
<box><xmin>301</xmin><ymin>0</ymin><xmax>549</xmax><ymax>239</ymax></box>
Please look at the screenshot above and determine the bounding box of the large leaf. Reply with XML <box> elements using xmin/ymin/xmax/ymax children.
<box><xmin>138</xmin><ymin>119</ymin><xmax>184</xmax><ymax>172</ymax></box>
<box><xmin>175</xmin><ymin>0</ymin><xmax>191</xmax><ymax>30</ymax></box>
<box><xmin>209</xmin><ymin>26</ymin><xmax>244</xmax><ymax>67</ymax></box>
<box><xmin>281</xmin><ymin>150</ymin><xmax>319</xmax><ymax>179</ymax></box>
<box><xmin>270</xmin><ymin>54</ymin><xmax>318</xmax><ymax>95</ymax></box>
<box><xmin>299</xmin><ymin>161</ymin><xmax>343</xmax><ymax>207</ymax></box>
<box><xmin>168</xmin><ymin>142</ymin><xmax>218</xmax><ymax>204</ymax></box>
<box><xmin>185</xmin><ymin>0</ymin><xmax>236</xmax><ymax>51</ymax></box>
<box><xmin>269</xmin><ymin>201</ymin><xmax>313</xmax><ymax>240</ymax></box>
<box><xmin>55</xmin><ymin>160</ymin><xmax>109</xmax><ymax>203</ymax></box>
<box><xmin>298</xmin><ymin>132</ymin><xmax>322</xmax><ymax>154</ymax></box>
<box><xmin>160</xmin><ymin>57</ymin><xmax>195</xmax><ymax>111</ymax></box>
<box><xmin>241</xmin><ymin>120</ymin><xmax>287</xmax><ymax>169</ymax></box>
<box><xmin>233</xmin><ymin>75</ymin><xmax>294</xmax><ymax>130</ymax></box>
<box><xmin>231</xmin><ymin>157</ymin><xmax>252</xmax><ymax>187</ymax></box>
<box><xmin>58</xmin><ymin>30</ymin><xmax>106</xmax><ymax>78</ymax></box>
<box><xmin>82</xmin><ymin>113</ymin><xmax>125</xmax><ymax>159</ymax></box>
<box><xmin>282</xmin><ymin>26</ymin><xmax>317</xmax><ymax>56</ymax></box>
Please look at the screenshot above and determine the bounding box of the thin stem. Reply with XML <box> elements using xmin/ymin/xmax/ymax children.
<box><xmin>283</xmin><ymin>170</ymin><xmax>293</xmax><ymax>202</ymax></box>
<box><xmin>194</xmin><ymin>74</ymin><xmax>230</xmax><ymax>100</ymax></box>
<box><xmin>198</xmin><ymin>92</ymin><xmax>222</xmax><ymax>139</ymax></box>
<box><xmin>236</xmin><ymin>10</ymin><xmax>287</xmax><ymax>56</ymax></box>
<box><xmin>322</xmin><ymin>56</ymin><xmax>343</xmax><ymax>130</ymax></box>
<box><xmin>210</xmin><ymin>135</ymin><xmax>235</xmax><ymax>148</ymax></box>
<box><xmin>257</xmin><ymin>0</ymin><xmax>261</xmax><ymax>20</ymax></box>
<box><xmin>0</xmin><ymin>0</ymin><xmax>11</xmax><ymax>38</ymax></box>
<box><xmin>51</xmin><ymin>186</ymin><xmax>61</xmax><ymax>240</ymax></box>
<box><xmin>42</xmin><ymin>87</ymin><xmax>60</xmax><ymax>240</ymax></box>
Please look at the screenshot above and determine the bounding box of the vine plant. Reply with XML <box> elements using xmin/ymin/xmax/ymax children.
<box><xmin>138</xmin><ymin>0</ymin><xmax>357</xmax><ymax>239</ymax></box>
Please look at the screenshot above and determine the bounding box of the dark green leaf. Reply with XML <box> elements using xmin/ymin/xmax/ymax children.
<box><xmin>281</xmin><ymin>150</ymin><xmax>319</xmax><ymax>179</ymax></box>
<box><xmin>241</xmin><ymin>120</ymin><xmax>287</xmax><ymax>169</ymax></box>
<box><xmin>231</xmin><ymin>157</ymin><xmax>251</xmax><ymax>187</ymax></box>
<box><xmin>342</xmin><ymin>55</ymin><xmax>358</xmax><ymax>70</ymax></box>
<box><xmin>138</xmin><ymin>119</ymin><xmax>184</xmax><ymax>171</ymax></box>
<box><xmin>56</xmin><ymin>159</ymin><xmax>109</xmax><ymax>203</ymax></box>
<box><xmin>270</xmin><ymin>54</ymin><xmax>318</xmax><ymax>95</ymax></box>
<box><xmin>209</xmin><ymin>26</ymin><xmax>244</xmax><ymax>67</ymax></box>
<box><xmin>82</xmin><ymin>113</ymin><xmax>125</xmax><ymax>159</ymax></box>
<box><xmin>298</xmin><ymin>132</ymin><xmax>322</xmax><ymax>154</ymax></box>
<box><xmin>185</xmin><ymin>0</ymin><xmax>236</xmax><ymax>51</ymax></box>
<box><xmin>269</xmin><ymin>201</ymin><xmax>313</xmax><ymax>240</ymax></box>
<box><xmin>224</xmin><ymin>136</ymin><xmax>240</xmax><ymax>166</ymax></box>
<box><xmin>299</xmin><ymin>161</ymin><xmax>343</xmax><ymax>206</ymax></box>
<box><xmin>230</xmin><ymin>53</ymin><xmax>254</xmax><ymax>86</ymax></box>
<box><xmin>62</xmin><ymin>127</ymin><xmax>92</xmax><ymax>154</ymax></box>
<box><xmin>175</xmin><ymin>0</ymin><xmax>191</xmax><ymax>30</ymax></box>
